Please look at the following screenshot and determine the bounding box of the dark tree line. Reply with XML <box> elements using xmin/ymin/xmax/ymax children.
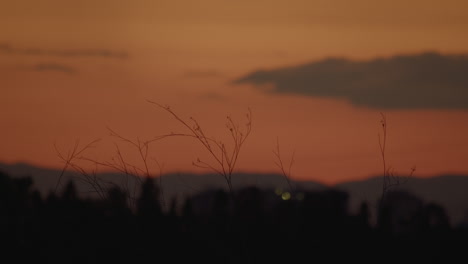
<box><xmin>1</xmin><ymin>170</ymin><xmax>466</xmax><ymax>264</ymax></box>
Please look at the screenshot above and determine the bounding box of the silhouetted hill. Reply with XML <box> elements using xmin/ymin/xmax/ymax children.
<box><xmin>0</xmin><ymin>162</ymin><xmax>325</xmax><ymax>205</ymax></box>
<box><xmin>2</xmin><ymin>162</ymin><xmax>468</xmax><ymax>226</ymax></box>
<box><xmin>0</xmin><ymin>162</ymin><xmax>141</xmax><ymax>199</ymax></box>
<box><xmin>335</xmin><ymin>175</ymin><xmax>468</xmax><ymax>227</ymax></box>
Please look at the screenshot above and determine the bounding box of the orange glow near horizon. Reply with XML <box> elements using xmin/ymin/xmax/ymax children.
<box><xmin>2</xmin><ymin>0</ymin><xmax>468</xmax><ymax>185</ymax></box>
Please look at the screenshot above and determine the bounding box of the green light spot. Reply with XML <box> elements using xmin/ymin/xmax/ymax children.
<box><xmin>281</xmin><ymin>192</ymin><xmax>291</xmax><ymax>200</ymax></box>
<box><xmin>275</xmin><ymin>188</ymin><xmax>283</xmax><ymax>195</ymax></box>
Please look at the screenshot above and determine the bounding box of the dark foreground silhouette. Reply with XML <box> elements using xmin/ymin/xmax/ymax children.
<box><xmin>1</xmin><ymin>170</ymin><xmax>467</xmax><ymax>264</ymax></box>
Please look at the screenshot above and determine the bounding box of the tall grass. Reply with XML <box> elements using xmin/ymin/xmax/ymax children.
<box><xmin>55</xmin><ymin>101</ymin><xmax>253</xmax><ymax>206</ymax></box>
<box><xmin>146</xmin><ymin>100</ymin><xmax>252</xmax><ymax>199</ymax></box>
<box><xmin>55</xmin><ymin>104</ymin><xmax>416</xmax><ymax>216</ymax></box>
<box><xmin>378</xmin><ymin>113</ymin><xmax>416</xmax><ymax>213</ymax></box>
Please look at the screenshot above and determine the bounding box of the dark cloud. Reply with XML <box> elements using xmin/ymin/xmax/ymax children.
<box><xmin>32</xmin><ymin>63</ymin><xmax>76</xmax><ymax>74</ymax></box>
<box><xmin>234</xmin><ymin>52</ymin><xmax>468</xmax><ymax>110</ymax></box>
<box><xmin>0</xmin><ymin>43</ymin><xmax>127</xmax><ymax>59</ymax></box>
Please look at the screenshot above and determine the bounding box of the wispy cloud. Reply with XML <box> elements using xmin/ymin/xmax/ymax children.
<box><xmin>31</xmin><ymin>63</ymin><xmax>77</xmax><ymax>74</ymax></box>
<box><xmin>0</xmin><ymin>43</ymin><xmax>128</xmax><ymax>59</ymax></box>
<box><xmin>234</xmin><ymin>52</ymin><xmax>468</xmax><ymax>110</ymax></box>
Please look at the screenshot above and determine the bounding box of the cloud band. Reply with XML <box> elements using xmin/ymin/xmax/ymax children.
<box><xmin>234</xmin><ymin>52</ymin><xmax>468</xmax><ymax>110</ymax></box>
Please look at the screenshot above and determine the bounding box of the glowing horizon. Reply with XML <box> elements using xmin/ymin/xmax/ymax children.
<box><xmin>2</xmin><ymin>0</ymin><xmax>468</xmax><ymax>185</ymax></box>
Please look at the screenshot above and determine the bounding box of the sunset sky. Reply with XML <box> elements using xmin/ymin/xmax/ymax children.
<box><xmin>2</xmin><ymin>0</ymin><xmax>468</xmax><ymax>185</ymax></box>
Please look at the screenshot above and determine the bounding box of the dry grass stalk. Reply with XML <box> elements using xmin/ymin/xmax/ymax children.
<box><xmin>273</xmin><ymin>137</ymin><xmax>295</xmax><ymax>193</ymax></box>
<box><xmin>378</xmin><ymin>113</ymin><xmax>416</xmax><ymax>205</ymax></box>
<box><xmin>147</xmin><ymin>100</ymin><xmax>252</xmax><ymax>197</ymax></box>
<box><xmin>55</xmin><ymin>129</ymin><xmax>168</xmax><ymax>209</ymax></box>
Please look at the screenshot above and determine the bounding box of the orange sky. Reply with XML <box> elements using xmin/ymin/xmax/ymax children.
<box><xmin>1</xmin><ymin>0</ymin><xmax>468</xmax><ymax>185</ymax></box>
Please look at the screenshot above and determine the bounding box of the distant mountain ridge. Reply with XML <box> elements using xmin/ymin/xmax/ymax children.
<box><xmin>1</xmin><ymin>161</ymin><xmax>468</xmax><ymax>226</ymax></box>
<box><xmin>336</xmin><ymin>174</ymin><xmax>468</xmax><ymax>227</ymax></box>
<box><xmin>0</xmin><ymin>161</ymin><xmax>325</xmax><ymax>199</ymax></box>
